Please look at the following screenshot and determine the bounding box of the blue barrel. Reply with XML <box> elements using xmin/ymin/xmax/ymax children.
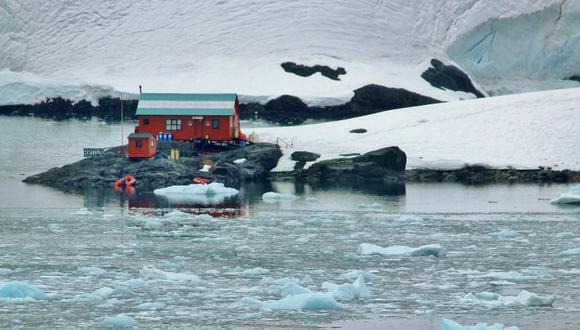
<box><xmin>167</xmin><ymin>133</ymin><xmax>172</xmax><ymax>141</ymax></box>
<box><xmin>158</xmin><ymin>132</ymin><xmax>164</xmax><ymax>141</ymax></box>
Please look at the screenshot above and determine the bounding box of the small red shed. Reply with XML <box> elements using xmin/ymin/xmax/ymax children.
<box><xmin>128</xmin><ymin>133</ymin><xmax>157</xmax><ymax>159</ymax></box>
<box><xmin>134</xmin><ymin>93</ymin><xmax>243</xmax><ymax>141</ymax></box>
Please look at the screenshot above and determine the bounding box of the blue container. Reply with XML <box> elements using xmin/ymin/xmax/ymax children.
<box><xmin>158</xmin><ymin>132</ymin><xmax>164</xmax><ymax>141</ymax></box>
<box><xmin>167</xmin><ymin>133</ymin><xmax>172</xmax><ymax>141</ymax></box>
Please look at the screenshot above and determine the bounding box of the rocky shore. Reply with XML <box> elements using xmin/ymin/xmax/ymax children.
<box><xmin>23</xmin><ymin>143</ymin><xmax>281</xmax><ymax>191</ymax></box>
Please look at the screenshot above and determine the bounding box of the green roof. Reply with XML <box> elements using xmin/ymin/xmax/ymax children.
<box><xmin>136</xmin><ymin>93</ymin><xmax>237</xmax><ymax>116</ymax></box>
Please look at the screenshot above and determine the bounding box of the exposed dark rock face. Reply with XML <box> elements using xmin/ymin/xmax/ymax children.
<box><xmin>291</xmin><ymin>151</ymin><xmax>321</xmax><ymax>162</ymax></box>
<box><xmin>0</xmin><ymin>97</ymin><xmax>137</xmax><ymax>122</ymax></box>
<box><xmin>421</xmin><ymin>59</ymin><xmax>485</xmax><ymax>98</ymax></box>
<box><xmin>263</xmin><ymin>95</ymin><xmax>310</xmax><ymax>125</ymax></box>
<box><xmin>305</xmin><ymin>146</ymin><xmax>407</xmax><ymax>185</ymax></box>
<box><xmin>406</xmin><ymin>166</ymin><xmax>580</xmax><ymax>184</ymax></box>
<box><xmin>349</xmin><ymin>84</ymin><xmax>441</xmax><ymax>114</ymax></box>
<box><xmin>349</xmin><ymin>128</ymin><xmax>367</xmax><ymax>134</ymax></box>
<box><xmin>567</xmin><ymin>75</ymin><xmax>580</xmax><ymax>82</ymax></box>
<box><xmin>23</xmin><ymin>143</ymin><xmax>282</xmax><ymax>191</ymax></box>
<box><xmin>281</xmin><ymin>62</ymin><xmax>347</xmax><ymax>81</ymax></box>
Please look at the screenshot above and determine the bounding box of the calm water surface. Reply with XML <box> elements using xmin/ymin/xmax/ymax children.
<box><xmin>0</xmin><ymin>117</ymin><xmax>578</xmax><ymax>329</ymax></box>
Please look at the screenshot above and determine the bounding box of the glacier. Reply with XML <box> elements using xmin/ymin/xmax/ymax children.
<box><xmin>1</xmin><ymin>0</ymin><xmax>579</xmax><ymax>105</ymax></box>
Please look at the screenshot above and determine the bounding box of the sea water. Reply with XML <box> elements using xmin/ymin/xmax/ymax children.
<box><xmin>0</xmin><ymin>117</ymin><xmax>579</xmax><ymax>329</ymax></box>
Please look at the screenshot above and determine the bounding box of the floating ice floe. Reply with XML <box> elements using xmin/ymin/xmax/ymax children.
<box><xmin>496</xmin><ymin>229</ymin><xmax>519</xmax><ymax>238</ymax></box>
<box><xmin>0</xmin><ymin>281</ymin><xmax>47</xmax><ymax>300</ymax></box>
<box><xmin>358</xmin><ymin>202</ymin><xmax>383</xmax><ymax>209</ymax></box>
<box><xmin>560</xmin><ymin>247</ymin><xmax>580</xmax><ymax>256</ymax></box>
<box><xmin>263</xmin><ymin>292</ymin><xmax>342</xmax><ymax>310</ymax></box>
<box><xmin>358</xmin><ymin>243</ymin><xmax>446</xmax><ymax>257</ymax></box>
<box><xmin>78</xmin><ymin>266</ymin><xmax>108</xmax><ymax>276</ymax></box>
<box><xmin>69</xmin><ymin>287</ymin><xmax>114</xmax><ymax>302</ymax></box>
<box><xmin>475</xmin><ymin>271</ymin><xmax>535</xmax><ymax>282</ymax></box>
<box><xmin>550</xmin><ymin>185</ymin><xmax>580</xmax><ymax>205</ymax></box>
<box><xmin>555</xmin><ymin>232</ymin><xmax>576</xmax><ymax>239</ymax></box>
<box><xmin>322</xmin><ymin>275</ymin><xmax>371</xmax><ymax>300</ymax></box>
<box><xmin>140</xmin><ymin>265</ymin><xmax>201</xmax><ymax>282</ymax></box>
<box><xmin>136</xmin><ymin>302</ymin><xmax>166</xmax><ymax>310</ymax></box>
<box><xmin>153</xmin><ymin>182</ymin><xmax>239</xmax><ymax>204</ymax></box>
<box><xmin>262</xmin><ymin>192</ymin><xmax>299</xmax><ymax>202</ymax></box>
<box><xmin>342</xmin><ymin>270</ymin><xmax>379</xmax><ymax>281</ymax></box>
<box><xmin>462</xmin><ymin>290</ymin><xmax>556</xmax><ymax>308</ymax></box>
<box><xmin>0</xmin><ymin>268</ymin><xmax>13</xmax><ymax>276</ymax></box>
<box><xmin>233</xmin><ymin>267</ymin><xmax>270</xmax><ymax>276</ymax></box>
<box><xmin>71</xmin><ymin>207</ymin><xmax>92</xmax><ymax>215</ymax></box>
<box><xmin>98</xmin><ymin>315</ymin><xmax>138</xmax><ymax>328</ymax></box>
<box><xmin>441</xmin><ymin>318</ymin><xmax>519</xmax><ymax>330</ymax></box>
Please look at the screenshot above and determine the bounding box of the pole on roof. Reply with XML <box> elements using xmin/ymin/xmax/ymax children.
<box><xmin>139</xmin><ymin>85</ymin><xmax>142</xmax><ymax>96</ymax></box>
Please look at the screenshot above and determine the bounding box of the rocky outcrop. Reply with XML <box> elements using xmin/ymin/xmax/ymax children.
<box><xmin>349</xmin><ymin>128</ymin><xmax>367</xmax><ymax>134</ymax></box>
<box><xmin>348</xmin><ymin>84</ymin><xmax>441</xmax><ymax>114</ymax></box>
<box><xmin>281</xmin><ymin>62</ymin><xmax>347</xmax><ymax>81</ymax></box>
<box><xmin>421</xmin><ymin>59</ymin><xmax>484</xmax><ymax>98</ymax></box>
<box><xmin>305</xmin><ymin>146</ymin><xmax>407</xmax><ymax>185</ymax></box>
<box><xmin>23</xmin><ymin>143</ymin><xmax>282</xmax><ymax>191</ymax></box>
<box><xmin>291</xmin><ymin>151</ymin><xmax>321</xmax><ymax>162</ymax></box>
<box><xmin>263</xmin><ymin>95</ymin><xmax>310</xmax><ymax>125</ymax></box>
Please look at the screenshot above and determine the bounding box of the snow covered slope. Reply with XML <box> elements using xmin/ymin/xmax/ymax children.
<box><xmin>251</xmin><ymin>87</ymin><xmax>580</xmax><ymax>171</ymax></box>
<box><xmin>1</xmin><ymin>0</ymin><xmax>578</xmax><ymax>104</ymax></box>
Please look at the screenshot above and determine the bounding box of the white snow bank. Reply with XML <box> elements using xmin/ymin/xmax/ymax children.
<box><xmin>98</xmin><ymin>315</ymin><xmax>138</xmax><ymax>328</ymax></box>
<box><xmin>262</xmin><ymin>192</ymin><xmax>299</xmax><ymax>202</ymax></box>
<box><xmin>441</xmin><ymin>318</ymin><xmax>519</xmax><ymax>330</ymax></box>
<box><xmin>0</xmin><ymin>281</ymin><xmax>47</xmax><ymax>300</ymax></box>
<box><xmin>560</xmin><ymin>247</ymin><xmax>580</xmax><ymax>256</ymax></box>
<box><xmin>139</xmin><ymin>265</ymin><xmax>201</xmax><ymax>282</ymax></box>
<box><xmin>153</xmin><ymin>182</ymin><xmax>238</xmax><ymax>204</ymax></box>
<box><xmin>358</xmin><ymin>243</ymin><xmax>446</xmax><ymax>257</ymax></box>
<box><xmin>254</xmin><ymin>88</ymin><xmax>580</xmax><ymax>172</ymax></box>
<box><xmin>322</xmin><ymin>275</ymin><xmax>371</xmax><ymax>300</ymax></box>
<box><xmin>462</xmin><ymin>290</ymin><xmax>556</xmax><ymax>308</ymax></box>
<box><xmin>551</xmin><ymin>185</ymin><xmax>580</xmax><ymax>205</ymax></box>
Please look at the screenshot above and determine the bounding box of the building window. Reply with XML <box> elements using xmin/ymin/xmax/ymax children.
<box><xmin>135</xmin><ymin>140</ymin><xmax>142</xmax><ymax>148</ymax></box>
<box><xmin>212</xmin><ymin>119</ymin><xmax>220</xmax><ymax>129</ymax></box>
<box><xmin>166</xmin><ymin>119</ymin><xmax>182</xmax><ymax>131</ymax></box>
<box><xmin>143</xmin><ymin>118</ymin><xmax>149</xmax><ymax>125</ymax></box>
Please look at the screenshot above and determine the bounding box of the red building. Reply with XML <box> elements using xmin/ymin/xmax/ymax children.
<box><xmin>134</xmin><ymin>93</ymin><xmax>242</xmax><ymax>141</ymax></box>
<box><xmin>127</xmin><ymin>133</ymin><xmax>157</xmax><ymax>159</ymax></box>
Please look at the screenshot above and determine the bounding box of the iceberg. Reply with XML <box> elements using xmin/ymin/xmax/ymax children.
<box><xmin>550</xmin><ymin>185</ymin><xmax>580</xmax><ymax>205</ymax></box>
<box><xmin>358</xmin><ymin>243</ymin><xmax>446</xmax><ymax>257</ymax></box>
<box><xmin>153</xmin><ymin>182</ymin><xmax>238</xmax><ymax>204</ymax></box>
<box><xmin>323</xmin><ymin>275</ymin><xmax>371</xmax><ymax>301</ymax></box>
<box><xmin>262</xmin><ymin>192</ymin><xmax>299</xmax><ymax>202</ymax></box>
<box><xmin>98</xmin><ymin>315</ymin><xmax>138</xmax><ymax>328</ymax></box>
<box><xmin>262</xmin><ymin>292</ymin><xmax>342</xmax><ymax>311</ymax></box>
<box><xmin>462</xmin><ymin>290</ymin><xmax>556</xmax><ymax>308</ymax></box>
<box><xmin>0</xmin><ymin>281</ymin><xmax>47</xmax><ymax>300</ymax></box>
<box><xmin>441</xmin><ymin>318</ymin><xmax>519</xmax><ymax>330</ymax></box>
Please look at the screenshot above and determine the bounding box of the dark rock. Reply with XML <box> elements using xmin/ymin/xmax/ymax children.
<box><xmin>238</xmin><ymin>102</ymin><xmax>266</xmax><ymax>120</ymax></box>
<box><xmin>306</xmin><ymin>146</ymin><xmax>406</xmax><ymax>185</ymax></box>
<box><xmin>354</xmin><ymin>146</ymin><xmax>407</xmax><ymax>171</ymax></box>
<box><xmin>263</xmin><ymin>95</ymin><xmax>310</xmax><ymax>125</ymax></box>
<box><xmin>349</xmin><ymin>128</ymin><xmax>367</xmax><ymax>134</ymax></box>
<box><xmin>350</xmin><ymin>84</ymin><xmax>441</xmax><ymax>114</ymax></box>
<box><xmin>421</xmin><ymin>59</ymin><xmax>485</xmax><ymax>98</ymax></box>
<box><xmin>24</xmin><ymin>143</ymin><xmax>282</xmax><ymax>191</ymax></box>
<box><xmin>567</xmin><ymin>75</ymin><xmax>580</xmax><ymax>82</ymax></box>
<box><xmin>291</xmin><ymin>151</ymin><xmax>321</xmax><ymax>162</ymax></box>
<box><xmin>281</xmin><ymin>62</ymin><xmax>347</xmax><ymax>81</ymax></box>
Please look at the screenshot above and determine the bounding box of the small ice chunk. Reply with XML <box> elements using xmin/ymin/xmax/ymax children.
<box><xmin>71</xmin><ymin>207</ymin><xmax>92</xmax><ymax>215</ymax></box>
<box><xmin>78</xmin><ymin>266</ymin><xmax>107</xmax><ymax>276</ymax></box>
<box><xmin>233</xmin><ymin>158</ymin><xmax>247</xmax><ymax>164</ymax></box>
<box><xmin>139</xmin><ymin>265</ymin><xmax>201</xmax><ymax>282</ymax></box>
<box><xmin>97</xmin><ymin>298</ymin><xmax>123</xmax><ymax>309</ymax></box>
<box><xmin>342</xmin><ymin>270</ymin><xmax>379</xmax><ymax>280</ymax></box>
<box><xmin>111</xmin><ymin>288</ymin><xmax>136</xmax><ymax>299</ymax></box>
<box><xmin>98</xmin><ymin>315</ymin><xmax>138</xmax><ymax>328</ymax></box>
<box><xmin>358</xmin><ymin>243</ymin><xmax>446</xmax><ymax>257</ymax></box>
<box><xmin>280</xmin><ymin>282</ymin><xmax>311</xmax><ymax>297</ymax></box>
<box><xmin>398</xmin><ymin>215</ymin><xmax>423</xmax><ymax>222</ymax></box>
<box><xmin>441</xmin><ymin>318</ymin><xmax>519</xmax><ymax>330</ymax></box>
<box><xmin>305</xmin><ymin>197</ymin><xmax>318</xmax><ymax>202</ymax></box>
<box><xmin>496</xmin><ymin>229</ymin><xmax>519</xmax><ymax>238</ymax></box>
<box><xmin>284</xmin><ymin>220</ymin><xmax>303</xmax><ymax>227</ymax></box>
<box><xmin>123</xmin><ymin>279</ymin><xmax>147</xmax><ymax>289</ymax></box>
<box><xmin>550</xmin><ymin>185</ymin><xmax>580</xmax><ymax>205</ymax></box>
<box><xmin>262</xmin><ymin>293</ymin><xmax>342</xmax><ymax>310</ymax></box>
<box><xmin>262</xmin><ymin>192</ymin><xmax>299</xmax><ymax>202</ymax></box>
<box><xmin>136</xmin><ymin>302</ymin><xmax>165</xmax><ymax>310</ymax></box>
<box><xmin>352</xmin><ymin>275</ymin><xmax>371</xmax><ymax>299</ymax></box>
<box><xmin>240</xmin><ymin>297</ymin><xmax>264</xmax><ymax>308</ymax></box>
<box><xmin>0</xmin><ymin>281</ymin><xmax>47</xmax><ymax>300</ymax></box>
<box><xmin>241</xmin><ymin>267</ymin><xmax>270</xmax><ymax>276</ymax></box>
<box><xmin>476</xmin><ymin>271</ymin><xmax>534</xmax><ymax>281</ymax></box>
<box><xmin>153</xmin><ymin>182</ymin><xmax>239</xmax><ymax>204</ymax></box>
<box><xmin>462</xmin><ymin>290</ymin><xmax>556</xmax><ymax>308</ymax></box>
<box><xmin>555</xmin><ymin>232</ymin><xmax>576</xmax><ymax>239</ymax></box>
<box><xmin>0</xmin><ymin>268</ymin><xmax>13</xmax><ymax>276</ymax></box>
<box><xmin>323</xmin><ymin>275</ymin><xmax>371</xmax><ymax>300</ymax></box>
<box><xmin>358</xmin><ymin>202</ymin><xmax>382</xmax><ymax>209</ymax></box>
<box><xmin>560</xmin><ymin>247</ymin><xmax>580</xmax><ymax>256</ymax></box>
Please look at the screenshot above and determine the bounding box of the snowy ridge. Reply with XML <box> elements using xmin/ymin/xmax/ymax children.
<box><xmin>1</xmin><ymin>0</ymin><xmax>578</xmax><ymax>104</ymax></box>
<box><xmin>253</xmin><ymin>87</ymin><xmax>580</xmax><ymax>171</ymax></box>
